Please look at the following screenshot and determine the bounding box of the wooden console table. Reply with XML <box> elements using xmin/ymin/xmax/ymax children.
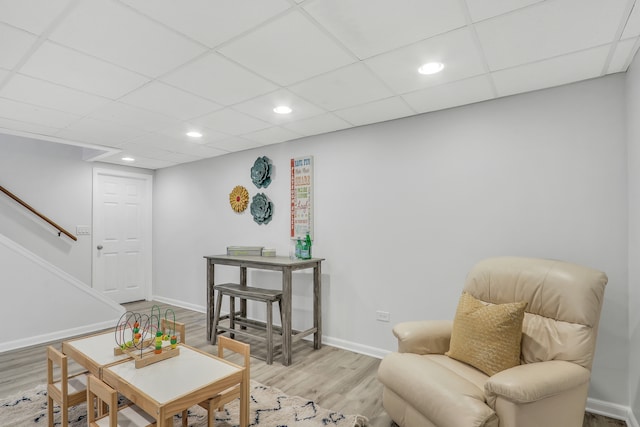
<box><xmin>204</xmin><ymin>255</ymin><xmax>324</xmax><ymax>366</ymax></box>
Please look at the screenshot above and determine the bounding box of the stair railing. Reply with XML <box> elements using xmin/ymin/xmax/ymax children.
<box><xmin>0</xmin><ymin>185</ymin><xmax>77</xmax><ymax>241</ymax></box>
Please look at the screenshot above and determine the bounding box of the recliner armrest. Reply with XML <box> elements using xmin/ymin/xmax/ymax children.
<box><xmin>393</xmin><ymin>320</ymin><xmax>452</xmax><ymax>354</ymax></box>
<box><xmin>485</xmin><ymin>360</ymin><xmax>591</xmax><ymax>407</ymax></box>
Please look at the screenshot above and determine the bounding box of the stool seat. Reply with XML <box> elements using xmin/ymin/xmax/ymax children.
<box><xmin>214</xmin><ymin>283</ymin><xmax>283</xmax><ymax>302</ymax></box>
<box><xmin>212</xmin><ymin>283</ymin><xmax>283</xmax><ymax>364</ymax></box>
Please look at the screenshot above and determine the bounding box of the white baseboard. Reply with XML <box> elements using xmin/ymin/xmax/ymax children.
<box><xmin>151</xmin><ymin>295</ymin><xmax>206</xmax><ymax>314</ymax></box>
<box><xmin>587</xmin><ymin>397</ymin><xmax>635</xmax><ymax>425</ymax></box>
<box><xmin>0</xmin><ymin>320</ymin><xmax>118</xmax><ymax>353</ymax></box>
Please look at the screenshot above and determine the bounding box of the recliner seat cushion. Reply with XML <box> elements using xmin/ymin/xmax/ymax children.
<box><xmin>378</xmin><ymin>352</ymin><xmax>497</xmax><ymax>427</ymax></box>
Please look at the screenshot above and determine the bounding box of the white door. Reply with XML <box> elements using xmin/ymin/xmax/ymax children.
<box><xmin>93</xmin><ymin>169</ymin><xmax>152</xmax><ymax>303</ymax></box>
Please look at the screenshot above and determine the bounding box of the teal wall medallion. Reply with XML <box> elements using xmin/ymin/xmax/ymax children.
<box><xmin>251</xmin><ymin>156</ymin><xmax>272</xmax><ymax>188</ymax></box>
<box><xmin>250</xmin><ymin>193</ymin><xmax>274</xmax><ymax>225</ymax></box>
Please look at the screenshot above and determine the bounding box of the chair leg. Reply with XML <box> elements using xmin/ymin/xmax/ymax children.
<box><xmin>47</xmin><ymin>396</ymin><xmax>54</xmax><ymax>427</ymax></box>
<box><xmin>266</xmin><ymin>300</ymin><xmax>273</xmax><ymax>365</ymax></box>
<box><xmin>213</xmin><ymin>289</ymin><xmax>223</xmax><ymax>345</ymax></box>
<box><xmin>182</xmin><ymin>409</ymin><xmax>188</xmax><ymax>427</ymax></box>
<box><xmin>61</xmin><ymin>403</ymin><xmax>68</xmax><ymax>427</ymax></box>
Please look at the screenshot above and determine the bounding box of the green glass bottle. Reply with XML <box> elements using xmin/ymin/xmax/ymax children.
<box><xmin>295</xmin><ymin>238</ymin><xmax>302</xmax><ymax>259</ymax></box>
<box><xmin>304</xmin><ymin>230</ymin><xmax>312</xmax><ymax>259</ymax></box>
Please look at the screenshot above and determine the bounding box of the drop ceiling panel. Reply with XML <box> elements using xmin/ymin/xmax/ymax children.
<box><xmin>88</xmin><ymin>101</ymin><xmax>181</xmax><ymax>133</ymax></box>
<box><xmin>1</xmin><ymin>74</ymin><xmax>110</xmax><ymax>115</ymax></box>
<box><xmin>365</xmin><ymin>27</ymin><xmax>486</xmax><ymax>94</ymax></box>
<box><xmin>232</xmin><ymin>89</ymin><xmax>326</xmax><ymax>124</ymax></box>
<box><xmin>161</xmin><ymin>53</ymin><xmax>278</xmax><ymax>106</ymax></box>
<box><xmin>475</xmin><ymin>0</ymin><xmax>628</xmax><ymax>71</ymax></box>
<box><xmin>199</xmin><ymin>108</ymin><xmax>271</xmax><ymax>135</ymax></box>
<box><xmin>219</xmin><ymin>11</ymin><xmax>355</xmax><ymax>85</ymax></box>
<box><xmin>130</xmin><ymin>132</ymin><xmax>229</xmax><ymax>158</ymax></box>
<box><xmin>0</xmin><ymin>117</ymin><xmax>63</xmax><ymax>136</ymax></box>
<box><xmin>119</xmin><ymin>0</ymin><xmax>291</xmax><ymax>48</ymax></box>
<box><xmin>492</xmin><ymin>45</ymin><xmax>610</xmax><ymax>97</ymax></box>
<box><xmin>334</xmin><ymin>96</ymin><xmax>415</xmax><ymax>126</ymax></box>
<box><xmin>206</xmin><ymin>136</ymin><xmax>264</xmax><ymax>152</ymax></box>
<box><xmin>48</xmin><ymin>0</ymin><xmax>207</xmax><ymax>78</ymax></box>
<box><xmin>0</xmin><ymin>24</ymin><xmax>38</xmax><ymax>69</ymax></box>
<box><xmin>622</xmin><ymin>3</ymin><xmax>640</xmax><ymax>39</ymax></box>
<box><xmin>304</xmin><ymin>0</ymin><xmax>466</xmax><ymax>59</ymax></box>
<box><xmin>55</xmin><ymin>117</ymin><xmax>149</xmax><ymax>147</ymax></box>
<box><xmin>0</xmin><ymin>98</ymin><xmax>80</xmax><ymax>129</ymax></box>
<box><xmin>20</xmin><ymin>42</ymin><xmax>149</xmax><ymax>98</ymax></box>
<box><xmin>119</xmin><ymin>82</ymin><xmax>222</xmax><ymax>121</ymax></box>
<box><xmin>464</xmin><ymin>0</ymin><xmax>544</xmax><ymax>22</ymax></box>
<box><xmin>283</xmin><ymin>113</ymin><xmax>351</xmax><ymax>137</ymax></box>
<box><xmin>402</xmin><ymin>75</ymin><xmax>495</xmax><ymax>114</ymax></box>
<box><xmin>243</xmin><ymin>126</ymin><xmax>301</xmax><ymax>145</ymax></box>
<box><xmin>0</xmin><ymin>0</ymin><xmax>72</xmax><ymax>34</ymax></box>
<box><xmin>289</xmin><ymin>62</ymin><xmax>394</xmax><ymax>111</ymax></box>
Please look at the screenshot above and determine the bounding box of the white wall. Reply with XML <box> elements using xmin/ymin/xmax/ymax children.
<box><xmin>627</xmin><ymin>47</ymin><xmax>640</xmax><ymax>421</ymax></box>
<box><xmin>154</xmin><ymin>74</ymin><xmax>628</xmax><ymax>406</ymax></box>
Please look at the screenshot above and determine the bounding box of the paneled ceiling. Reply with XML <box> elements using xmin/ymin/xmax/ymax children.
<box><xmin>0</xmin><ymin>0</ymin><xmax>638</xmax><ymax>169</ymax></box>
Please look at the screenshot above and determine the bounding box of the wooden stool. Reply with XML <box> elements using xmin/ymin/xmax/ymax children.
<box><xmin>212</xmin><ymin>283</ymin><xmax>282</xmax><ymax>364</ymax></box>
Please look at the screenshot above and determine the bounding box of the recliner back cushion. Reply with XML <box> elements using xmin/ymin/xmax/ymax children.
<box><xmin>463</xmin><ymin>257</ymin><xmax>607</xmax><ymax>370</ymax></box>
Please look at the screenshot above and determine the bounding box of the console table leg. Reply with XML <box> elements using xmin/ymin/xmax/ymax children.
<box><xmin>314</xmin><ymin>263</ymin><xmax>322</xmax><ymax>349</ymax></box>
<box><xmin>282</xmin><ymin>267</ymin><xmax>292</xmax><ymax>366</ymax></box>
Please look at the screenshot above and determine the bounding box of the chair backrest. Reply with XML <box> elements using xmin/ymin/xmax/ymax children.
<box><xmin>161</xmin><ymin>318</ymin><xmax>186</xmax><ymax>344</ymax></box>
<box><xmin>47</xmin><ymin>346</ymin><xmax>68</xmax><ymax>397</ymax></box>
<box><xmin>463</xmin><ymin>256</ymin><xmax>607</xmax><ymax>370</ymax></box>
<box><xmin>216</xmin><ymin>335</ymin><xmax>250</xmax><ymax>405</ymax></box>
<box><xmin>87</xmin><ymin>375</ymin><xmax>118</xmax><ymax>427</ymax></box>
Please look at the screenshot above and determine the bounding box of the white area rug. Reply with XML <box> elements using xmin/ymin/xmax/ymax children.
<box><xmin>0</xmin><ymin>380</ymin><xmax>368</xmax><ymax>426</ymax></box>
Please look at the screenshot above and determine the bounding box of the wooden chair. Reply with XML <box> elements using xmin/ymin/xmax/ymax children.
<box><xmin>212</xmin><ymin>283</ymin><xmax>282</xmax><ymax>364</ymax></box>
<box><xmin>87</xmin><ymin>374</ymin><xmax>157</xmax><ymax>427</ymax></box>
<box><xmin>195</xmin><ymin>336</ymin><xmax>251</xmax><ymax>427</ymax></box>
<box><xmin>161</xmin><ymin>318</ymin><xmax>186</xmax><ymax>344</ymax></box>
<box><xmin>47</xmin><ymin>346</ymin><xmax>88</xmax><ymax>427</ymax></box>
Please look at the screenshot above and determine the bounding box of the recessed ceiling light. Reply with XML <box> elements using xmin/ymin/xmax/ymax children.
<box><xmin>122</xmin><ymin>157</ymin><xmax>135</xmax><ymax>162</ymax></box>
<box><xmin>273</xmin><ymin>105</ymin><xmax>292</xmax><ymax>114</ymax></box>
<box><xmin>186</xmin><ymin>131</ymin><xmax>203</xmax><ymax>138</ymax></box>
<box><xmin>418</xmin><ymin>62</ymin><xmax>444</xmax><ymax>75</ymax></box>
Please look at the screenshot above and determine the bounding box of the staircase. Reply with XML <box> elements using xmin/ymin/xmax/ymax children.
<box><xmin>0</xmin><ymin>233</ymin><xmax>125</xmax><ymax>352</ymax></box>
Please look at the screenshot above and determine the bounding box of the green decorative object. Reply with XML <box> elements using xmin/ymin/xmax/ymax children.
<box><xmin>250</xmin><ymin>193</ymin><xmax>274</xmax><ymax>225</ymax></box>
<box><xmin>251</xmin><ymin>156</ymin><xmax>272</xmax><ymax>188</ymax></box>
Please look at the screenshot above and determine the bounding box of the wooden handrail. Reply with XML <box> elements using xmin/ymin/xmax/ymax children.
<box><xmin>0</xmin><ymin>185</ymin><xmax>77</xmax><ymax>241</ymax></box>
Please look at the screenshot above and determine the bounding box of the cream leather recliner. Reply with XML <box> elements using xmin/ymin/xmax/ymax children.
<box><xmin>378</xmin><ymin>256</ymin><xmax>607</xmax><ymax>427</ymax></box>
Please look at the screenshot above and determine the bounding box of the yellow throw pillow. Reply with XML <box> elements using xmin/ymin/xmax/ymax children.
<box><xmin>445</xmin><ymin>292</ymin><xmax>527</xmax><ymax>376</ymax></box>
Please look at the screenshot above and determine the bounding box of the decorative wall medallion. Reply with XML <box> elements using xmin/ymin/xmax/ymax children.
<box><xmin>250</xmin><ymin>193</ymin><xmax>274</xmax><ymax>225</ymax></box>
<box><xmin>229</xmin><ymin>185</ymin><xmax>249</xmax><ymax>213</ymax></box>
<box><xmin>251</xmin><ymin>156</ymin><xmax>272</xmax><ymax>188</ymax></box>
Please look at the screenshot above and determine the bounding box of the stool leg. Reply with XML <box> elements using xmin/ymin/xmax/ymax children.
<box><xmin>229</xmin><ymin>296</ymin><xmax>235</xmax><ymax>340</ymax></box>
<box><xmin>212</xmin><ymin>289</ymin><xmax>223</xmax><ymax>345</ymax></box>
<box><xmin>266</xmin><ymin>300</ymin><xmax>273</xmax><ymax>365</ymax></box>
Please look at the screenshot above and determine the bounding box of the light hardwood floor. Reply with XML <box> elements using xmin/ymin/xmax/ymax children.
<box><xmin>0</xmin><ymin>300</ymin><xmax>626</xmax><ymax>427</ymax></box>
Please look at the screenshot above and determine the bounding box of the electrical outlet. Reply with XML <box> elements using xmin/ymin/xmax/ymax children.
<box><xmin>376</xmin><ymin>310</ymin><xmax>390</xmax><ymax>322</ymax></box>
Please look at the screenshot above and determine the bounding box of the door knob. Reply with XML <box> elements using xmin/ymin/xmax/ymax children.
<box><xmin>97</xmin><ymin>245</ymin><xmax>103</xmax><ymax>250</ymax></box>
